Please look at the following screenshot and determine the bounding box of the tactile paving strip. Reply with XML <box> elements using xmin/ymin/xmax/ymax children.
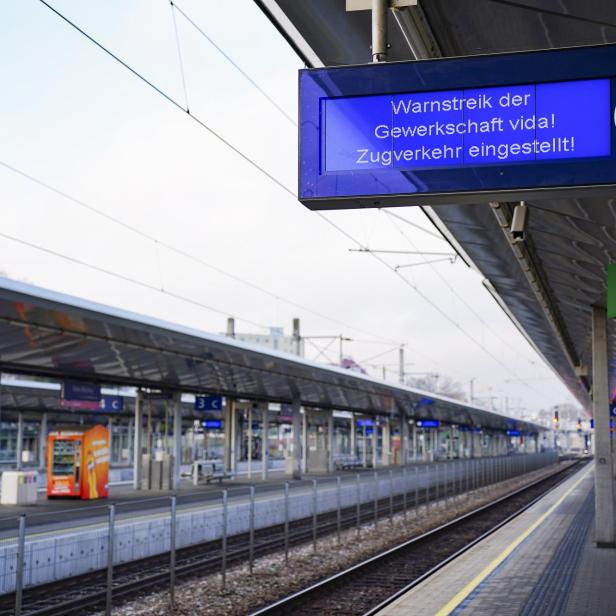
<box><xmin>518</xmin><ymin>488</ymin><xmax>594</xmax><ymax>616</ymax></box>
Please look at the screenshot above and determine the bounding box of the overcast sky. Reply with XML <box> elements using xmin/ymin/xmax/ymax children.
<box><xmin>0</xmin><ymin>0</ymin><xmax>581</xmax><ymax>418</ymax></box>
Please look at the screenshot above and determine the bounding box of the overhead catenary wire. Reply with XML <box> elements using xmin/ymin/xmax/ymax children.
<box><xmin>28</xmin><ymin>1</ymin><xmax>405</xmax><ymax>348</ymax></box>
<box><xmin>35</xmin><ymin>0</ymin><xmax>552</xmax><ymax>397</ymax></box>
<box><xmin>169</xmin><ymin>0</ymin><xmax>190</xmax><ymax>112</ymax></box>
<box><xmin>380</xmin><ymin>209</ymin><xmax>446</xmax><ymax>241</ymax></box>
<box><xmin>381</xmin><ymin>209</ymin><xmax>541</xmax><ymax>367</ymax></box>
<box><xmin>317</xmin><ymin>214</ymin><xmax>552</xmax><ymax>402</ymax></box>
<box><xmin>0</xmin><ymin>159</ymin><xmax>399</xmax><ymax>347</ymax></box>
<box><xmin>170</xmin><ymin>0</ymin><xmax>297</xmax><ymax>126</ymax></box>
<box><xmin>0</xmin><ymin>229</ymin><xmax>269</xmax><ymax>331</ymax></box>
<box><xmin>36</xmin><ymin>0</ymin><xmax>295</xmax><ymax>200</ymax></box>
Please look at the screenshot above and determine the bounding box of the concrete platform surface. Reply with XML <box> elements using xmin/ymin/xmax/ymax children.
<box><xmin>378</xmin><ymin>462</ymin><xmax>605</xmax><ymax>616</ymax></box>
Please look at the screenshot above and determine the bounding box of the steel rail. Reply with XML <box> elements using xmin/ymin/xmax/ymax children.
<box><xmin>249</xmin><ymin>461</ymin><xmax>584</xmax><ymax>616</ymax></box>
<box><xmin>0</xmin><ymin>462</ymin><xmax>576</xmax><ymax>616</ymax></box>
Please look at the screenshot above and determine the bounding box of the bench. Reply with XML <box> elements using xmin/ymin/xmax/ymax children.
<box><xmin>192</xmin><ymin>460</ymin><xmax>233</xmax><ymax>485</ymax></box>
<box><xmin>333</xmin><ymin>454</ymin><xmax>364</xmax><ymax>470</ymax></box>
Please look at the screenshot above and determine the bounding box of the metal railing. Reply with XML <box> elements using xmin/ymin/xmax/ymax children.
<box><xmin>0</xmin><ymin>451</ymin><xmax>558</xmax><ymax>615</ymax></box>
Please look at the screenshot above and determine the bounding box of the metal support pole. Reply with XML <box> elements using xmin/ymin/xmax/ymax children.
<box><xmin>356</xmin><ymin>473</ymin><xmax>361</xmax><ymax>537</ymax></box>
<box><xmin>16</xmin><ymin>412</ymin><xmax>23</xmax><ymax>470</ymax></box>
<box><xmin>302</xmin><ymin>408</ymin><xmax>308</xmax><ymax>474</ymax></box>
<box><xmin>402</xmin><ymin>467</ymin><xmax>407</xmax><ymax>519</ymax></box>
<box><xmin>362</xmin><ymin>422</ymin><xmax>367</xmax><ymax>468</ymax></box>
<box><xmin>15</xmin><ymin>515</ymin><xmax>26</xmax><ymax>616</ymax></box>
<box><xmin>371</xmin><ymin>0</ymin><xmax>388</xmax><ymax>63</ymax></box>
<box><xmin>400</xmin><ymin>412</ymin><xmax>408</xmax><ymax>465</ymax></box>
<box><xmin>248</xmin><ymin>405</ymin><xmax>253</xmax><ymax>479</ymax></box>
<box><xmin>328</xmin><ymin>410</ymin><xmax>335</xmax><ymax>473</ymax></box>
<box><xmin>592</xmin><ymin>305</ymin><xmax>615</xmax><ymax>546</ymax></box>
<box><xmin>38</xmin><ymin>413</ymin><xmax>47</xmax><ymax>471</ymax></box>
<box><xmin>172</xmin><ymin>395</ymin><xmax>182</xmax><ymax>490</ymax></box>
<box><xmin>170</xmin><ymin>496</ymin><xmax>176</xmax><ymax>606</ymax></box>
<box><xmin>105</xmin><ymin>505</ymin><xmax>115</xmax><ymax>616</ymax></box>
<box><xmin>249</xmin><ymin>485</ymin><xmax>255</xmax><ymax>574</ymax></box>
<box><xmin>284</xmin><ymin>482</ymin><xmax>290</xmax><ymax>565</ymax></box>
<box><xmin>372</xmin><ymin>417</ymin><xmax>378</xmax><ymax>470</ymax></box>
<box><xmin>262</xmin><ymin>404</ymin><xmax>269</xmax><ymax>481</ymax></box>
<box><xmin>389</xmin><ymin>469</ymin><xmax>394</xmax><ymax>525</ymax></box>
<box><xmin>426</xmin><ymin>464</ymin><xmax>430</xmax><ymax>513</ymax></box>
<box><xmin>414</xmin><ymin>466</ymin><xmax>419</xmax><ymax>516</ymax></box>
<box><xmin>350</xmin><ymin>414</ymin><xmax>357</xmax><ymax>459</ymax></box>
<box><xmin>373</xmin><ymin>470</ymin><xmax>379</xmax><ymax>527</ymax></box>
<box><xmin>312</xmin><ymin>479</ymin><xmax>318</xmax><ymax>553</ymax></box>
<box><xmin>331</xmin><ymin>476</ymin><xmax>339</xmax><ymax>545</ymax></box>
<box><xmin>292</xmin><ymin>398</ymin><xmax>302</xmax><ymax>479</ymax></box>
<box><xmin>435</xmin><ymin>463</ymin><xmax>439</xmax><ymax>505</ymax></box>
<box><xmin>221</xmin><ymin>490</ymin><xmax>228</xmax><ymax>589</ymax></box>
<box><xmin>133</xmin><ymin>391</ymin><xmax>143</xmax><ymax>489</ymax></box>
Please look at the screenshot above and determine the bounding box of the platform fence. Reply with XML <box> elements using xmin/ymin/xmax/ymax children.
<box><xmin>0</xmin><ymin>451</ymin><xmax>559</xmax><ymax>614</ymax></box>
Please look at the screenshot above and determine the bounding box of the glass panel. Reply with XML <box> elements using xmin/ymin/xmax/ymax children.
<box><xmin>51</xmin><ymin>440</ymin><xmax>76</xmax><ymax>476</ymax></box>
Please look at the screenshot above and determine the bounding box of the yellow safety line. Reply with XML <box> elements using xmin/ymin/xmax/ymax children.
<box><xmin>435</xmin><ymin>465</ymin><xmax>593</xmax><ymax>616</ymax></box>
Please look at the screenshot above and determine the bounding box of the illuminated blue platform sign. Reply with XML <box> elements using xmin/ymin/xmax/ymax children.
<box><xmin>417</xmin><ymin>419</ymin><xmax>440</xmax><ymax>428</ymax></box>
<box><xmin>299</xmin><ymin>45</ymin><xmax>616</xmax><ymax>209</ymax></box>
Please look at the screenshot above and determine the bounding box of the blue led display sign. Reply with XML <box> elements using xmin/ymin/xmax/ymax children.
<box><xmin>324</xmin><ymin>80</ymin><xmax>608</xmax><ymax>171</ymax></box>
<box><xmin>357</xmin><ymin>419</ymin><xmax>374</xmax><ymax>427</ymax></box>
<box><xmin>202</xmin><ymin>419</ymin><xmax>223</xmax><ymax>430</ymax></box>
<box><xmin>299</xmin><ymin>45</ymin><xmax>616</xmax><ymax>209</ymax></box>
<box><xmin>417</xmin><ymin>419</ymin><xmax>440</xmax><ymax>428</ymax></box>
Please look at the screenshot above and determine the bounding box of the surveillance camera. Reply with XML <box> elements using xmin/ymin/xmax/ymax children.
<box><xmin>510</xmin><ymin>202</ymin><xmax>528</xmax><ymax>244</ymax></box>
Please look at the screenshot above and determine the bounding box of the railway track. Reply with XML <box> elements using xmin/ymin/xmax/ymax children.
<box><xmin>1</xmin><ymin>474</ymin><xmax>447</xmax><ymax>616</ymax></box>
<box><xmin>0</xmin><ymin>462</ymin><xmax>577</xmax><ymax>616</ymax></box>
<box><xmin>250</xmin><ymin>461</ymin><xmax>585</xmax><ymax>616</ymax></box>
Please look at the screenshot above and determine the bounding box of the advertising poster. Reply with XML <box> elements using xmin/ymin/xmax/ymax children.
<box><xmin>81</xmin><ymin>425</ymin><xmax>110</xmax><ymax>499</ymax></box>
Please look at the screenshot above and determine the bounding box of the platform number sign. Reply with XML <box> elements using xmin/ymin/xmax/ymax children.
<box><xmin>194</xmin><ymin>395</ymin><xmax>223</xmax><ymax>411</ymax></box>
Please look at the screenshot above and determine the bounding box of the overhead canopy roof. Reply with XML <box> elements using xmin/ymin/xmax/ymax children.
<box><xmin>0</xmin><ymin>378</ymin><xmax>203</xmax><ymax>422</ymax></box>
<box><xmin>256</xmin><ymin>0</ymin><xmax>616</xmax><ymax>410</ymax></box>
<box><xmin>0</xmin><ymin>277</ymin><xmax>542</xmax><ymax>433</ymax></box>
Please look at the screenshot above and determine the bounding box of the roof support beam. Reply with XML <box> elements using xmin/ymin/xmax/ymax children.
<box><xmin>489</xmin><ymin>201</ymin><xmax>584</xmax><ymax>397</ymax></box>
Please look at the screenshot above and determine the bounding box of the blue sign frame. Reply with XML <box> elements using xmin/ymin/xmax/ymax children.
<box><xmin>299</xmin><ymin>44</ymin><xmax>616</xmax><ymax>209</ymax></box>
<box><xmin>63</xmin><ymin>380</ymin><xmax>101</xmax><ymax>402</ymax></box>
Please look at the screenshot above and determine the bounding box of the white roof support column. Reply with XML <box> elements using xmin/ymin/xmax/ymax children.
<box><xmin>328</xmin><ymin>410</ymin><xmax>334</xmax><ymax>472</ymax></box>
<box><xmin>400</xmin><ymin>410</ymin><xmax>408</xmax><ymax>465</ymax></box>
<box><xmin>38</xmin><ymin>412</ymin><xmax>47</xmax><ymax>471</ymax></box>
<box><xmin>302</xmin><ymin>408</ymin><xmax>309</xmax><ymax>474</ymax></box>
<box><xmin>172</xmin><ymin>392</ymin><xmax>182</xmax><ymax>490</ymax></box>
<box><xmin>592</xmin><ymin>305</ymin><xmax>615</xmax><ymax>547</ymax></box>
<box><xmin>16</xmin><ymin>411</ymin><xmax>23</xmax><ymax>471</ymax></box>
<box><xmin>350</xmin><ymin>413</ymin><xmax>357</xmax><ymax>459</ymax></box>
<box><xmin>132</xmin><ymin>390</ymin><xmax>143</xmax><ymax>490</ymax></box>
<box><xmin>291</xmin><ymin>397</ymin><xmax>302</xmax><ymax>479</ymax></box>
<box><xmin>372</xmin><ymin>416</ymin><xmax>379</xmax><ymax>469</ymax></box>
<box><xmin>262</xmin><ymin>402</ymin><xmax>269</xmax><ymax>481</ymax></box>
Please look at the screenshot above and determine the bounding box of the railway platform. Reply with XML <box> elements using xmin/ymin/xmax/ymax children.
<box><xmin>378</xmin><ymin>463</ymin><xmax>611</xmax><ymax>615</ymax></box>
<box><xmin>0</xmin><ymin>463</ymin><xmax>399</xmax><ymax>530</ymax></box>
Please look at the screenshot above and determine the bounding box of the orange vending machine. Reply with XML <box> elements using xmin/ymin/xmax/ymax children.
<box><xmin>47</xmin><ymin>425</ymin><xmax>110</xmax><ymax>499</ymax></box>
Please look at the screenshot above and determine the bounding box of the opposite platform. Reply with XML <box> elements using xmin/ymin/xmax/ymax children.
<box><xmin>378</xmin><ymin>462</ymin><xmax>614</xmax><ymax>615</ymax></box>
